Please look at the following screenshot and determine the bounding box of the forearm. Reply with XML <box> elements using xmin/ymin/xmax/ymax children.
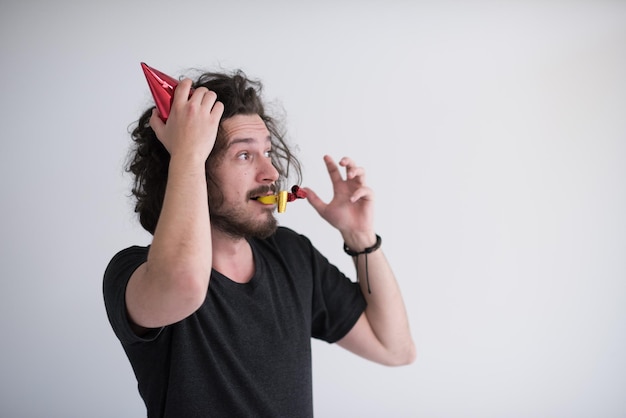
<box><xmin>307</xmin><ymin>155</ymin><xmax>415</xmax><ymax>364</ymax></box>
<box><xmin>148</xmin><ymin>155</ymin><xmax>212</xmax><ymax>282</ymax></box>
<box><xmin>126</xmin><ymin>155</ymin><xmax>213</xmax><ymax>328</ymax></box>
<box><xmin>350</xmin><ymin>245</ymin><xmax>415</xmax><ymax>363</ymax></box>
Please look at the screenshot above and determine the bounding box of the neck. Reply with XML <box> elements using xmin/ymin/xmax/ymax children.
<box><xmin>211</xmin><ymin>228</ymin><xmax>255</xmax><ymax>283</ymax></box>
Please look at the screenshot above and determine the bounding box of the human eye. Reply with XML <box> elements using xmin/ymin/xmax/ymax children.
<box><xmin>237</xmin><ymin>151</ymin><xmax>250</xmax><ymax>161</ymax></box>
<box><xmin>264</xmin><ymin>149</ymin><xmax>273</xmax><ymax>158</ymax></box>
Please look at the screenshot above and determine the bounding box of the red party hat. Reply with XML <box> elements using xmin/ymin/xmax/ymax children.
<box><xmin>141</xmin><ymin>62</ymin><xmax>182</xmax><ymax>121</ymax></box>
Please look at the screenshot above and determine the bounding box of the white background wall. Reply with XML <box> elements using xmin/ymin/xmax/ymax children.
<box><xmin>1</xmin><ymin>1</ymin><xmax>625</xmax><ymax>417</ymax></box>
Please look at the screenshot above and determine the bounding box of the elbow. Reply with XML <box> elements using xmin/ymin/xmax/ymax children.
<box><xmin>404</xmin><ymin>341</ymin><xmax>417</xmax><ymax>365</ymax></box>
<box><xmin>153</xmin><ymin>270</ymin><xmax>208</xmax><ymax>326</ymax></box>
<box><xmin>386</xmin><ymin>340</ymin><xmax>417</xmax><ymax>367</ymax></box>
<box><xmin>126</xmin><ymin>263</ymin><xmax>210</xmax><ymax>330</ymax></box>
<box><xmin>156</xmin><ymin>257</ymin><xmax>210</xmax><ymax>293</ymax></box>
<box><xmin>149</xmin><ymin>264</ymin><xmax>210</xmax><ymax>320</ymax></box>
<box><xmin>174</xmin><ymin>269</ymin><xmax>210</xmax><ymax>310</ymax></box>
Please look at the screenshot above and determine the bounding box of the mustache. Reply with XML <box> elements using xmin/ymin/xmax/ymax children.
<box><xmin>248</xmin><ymin>184</ymin><xmax>278</xmax><ymax>198</ymax></box>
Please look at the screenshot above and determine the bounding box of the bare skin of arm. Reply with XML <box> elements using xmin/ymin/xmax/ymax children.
<box><xmin>125</xmin><ymin>79</ymin><xmax>224</xmax><ymax>330</ymax></box>
<box><xmin>305</xmin><ymin>155</ymin><xmax>416</xmax><ymax>366</ymax></box>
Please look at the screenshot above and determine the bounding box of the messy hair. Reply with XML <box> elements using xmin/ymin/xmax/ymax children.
<box><xmin>126</xmin><ymin>69</ymin><xmax>302</xmax><ymax>234</ymax></box>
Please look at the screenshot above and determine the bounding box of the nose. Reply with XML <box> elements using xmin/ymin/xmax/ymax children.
<box><xmin>258</xmin><ymin>156</ymin><xmax>279</xmax><ymax>183</ymax></box>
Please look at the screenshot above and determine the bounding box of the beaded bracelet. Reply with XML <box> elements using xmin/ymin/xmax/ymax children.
<box><xmin>343</xmin><ymin>234</ymin><xmax>382</xmax><ymax>294</ymax></box>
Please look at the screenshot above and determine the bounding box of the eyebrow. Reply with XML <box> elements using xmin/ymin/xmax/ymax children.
<box><xmin>226</xmin><ymin>136</ymin><xmax>272</xmax><ymax>148</ymax></box>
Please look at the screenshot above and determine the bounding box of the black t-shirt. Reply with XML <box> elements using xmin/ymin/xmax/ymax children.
<box><xmin>103</xmin><ymin>227</ymin><xmax>366</xmax><ymax>417</ymax></box>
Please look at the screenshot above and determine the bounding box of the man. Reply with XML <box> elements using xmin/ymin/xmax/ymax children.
<box><xmin>103</xmin><ymin>69</ymin><xmax>415</xmax><ymax>417</ymax></box>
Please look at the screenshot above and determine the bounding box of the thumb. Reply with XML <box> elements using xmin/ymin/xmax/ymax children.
<box><xmin>149</xmin><ymin>108</ymin><xmax>166</xmax><ymax>136</ymax></box>
<box><xmin>148</xmin><ymin>109</ymin><xmax>170</xmax><ymax>153</ymax></box>
<box><xmin>302</xmin><ymin>187</ymin><xmax>326</xmax><ymax>215</ymax></box>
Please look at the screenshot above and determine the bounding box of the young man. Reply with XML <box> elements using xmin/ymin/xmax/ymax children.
<box><xmin>103</xmin><ymin>69</ymin><xmax>415</xmax><ymax>417</ymax></box>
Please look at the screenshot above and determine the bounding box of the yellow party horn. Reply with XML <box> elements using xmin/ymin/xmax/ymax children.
<box><xmin>256</xmin><ymin>195</ymin><xmax>278</xmax><ymax>205</ymax></box>
<box><xmin>256</xmin><ymin>186</ymin><xmax>307</xmax><ymax>213</ymax></box>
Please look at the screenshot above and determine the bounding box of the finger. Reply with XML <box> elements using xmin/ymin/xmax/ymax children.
<box><xmin>339</xmin><ymin>157</ymin><xmax>366</xmax><ymax>181</ymax></box>
<box><xmin>172</xmin><ymin>78</ymin><xmax>194</xmax><ymax>105</ymax></box>
<box><xmin>302</xmin><ymin>187</ymin><xmax>327</xmax><ymax>215</ymax></box>
<box><xmin>210</xmin><ymin>100</ymin><xmax>225</xmax><ymax>119</ymax></box>
<box><xmin>347</xmin><ymin>165</ymin><xmax>366</xmax><ymax>182</ymax></box>
<box><xmin>149</xmin><ymin>108</ymin><xmax>165</xmax><ymax>133</ymax></box>
<box><xmin>187</xmin><ymin>86</ymin><xmax>209</xmax><ymax>107</ymax></box>
<box><xmin>148</xmin><ymin>109</ymin><xmax>170</xmax><ymax>152</ymax></box>
<box><xmin>200</xmin><ymin>90</ymin><xmax>218</xmax><ymax>108</ymax></box>
<box><xmin>323</xmin><ymin>155</ymin><xmax>344</xmax><ymax>184</ymax></box>
<box><xmin>349</xmin><ymin>186</ymin><xmax>374</xmax><ymax>203</ymax></box>
<box><xmin>339</xmin><ymin>156</ymin><xmax>355</xmax><ymax>167</ymax></box>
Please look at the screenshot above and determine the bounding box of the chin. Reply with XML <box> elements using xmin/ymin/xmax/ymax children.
<box><xmin>254</xmin><ymin>218</ymin><xmax>278</xmax><ymax>239</ymax></box>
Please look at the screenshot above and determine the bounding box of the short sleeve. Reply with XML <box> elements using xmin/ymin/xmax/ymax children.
<box><xmin>102</xmin><ymin>246</ymin><xmax>161</xmax><ymax>345</ymax></box>
<box><xmin>288</xmin><ymin>233</ymin><xmax>366</xmax><ymax>344</ymax></box>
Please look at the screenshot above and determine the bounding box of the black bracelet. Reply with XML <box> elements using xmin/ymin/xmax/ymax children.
<box><xmin>343</xmin><ymin>234</ymin><xmax>382</xmax><ymax>294</ymax></box>
<box><xmin>343</xmin><ymin>234</ymin><xmax>382</xmax><ymax>256</ymax></box>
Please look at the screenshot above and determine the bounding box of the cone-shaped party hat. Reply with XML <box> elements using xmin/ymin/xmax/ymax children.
<box><xmin>141</xmin><ymin>62</ymin><xmax>185</xmax><ymax>121</ymax></box>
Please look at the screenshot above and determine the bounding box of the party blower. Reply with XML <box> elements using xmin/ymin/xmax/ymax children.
<box><xmin>140</xmin><ymin>62</ymin><xmax>307</xmax><ymax>213</ymax></box>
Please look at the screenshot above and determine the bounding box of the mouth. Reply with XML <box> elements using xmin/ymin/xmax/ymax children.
<box><xmin>249</xmin><ymin>186</ymin><xmax>307</xmax><ymax>212</ymax></box>
<box><xmin>254</xmin><ymin>195</ymin><xmax>278</xmax><ymax>205</ymax></box>
<box><xmin>249</xmin><ymin>186</ymin><xmax>278</xmax><ymax>205</ymax></box>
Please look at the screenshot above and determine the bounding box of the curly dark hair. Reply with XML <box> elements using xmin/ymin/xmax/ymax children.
<box><xmin>126</xmin><ymin>69</ymin><xmax>302</xmax><ymax>234</ymax></box>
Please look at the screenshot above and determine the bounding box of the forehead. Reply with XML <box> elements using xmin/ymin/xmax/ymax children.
<box><xmin>220</xmin><ymin>114</ymin><xmax>270</xmax><ymax>146</ymax></box>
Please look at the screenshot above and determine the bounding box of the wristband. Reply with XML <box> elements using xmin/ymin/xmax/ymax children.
<box><xmin>343</xmin><ymin>234</ymin><xmax>382</xmax><ymax>256</ymax></box>
<box><xmin>343</xmin><ymin>234</ymin><xmax>381</xmax><ymax>294</ymax></box>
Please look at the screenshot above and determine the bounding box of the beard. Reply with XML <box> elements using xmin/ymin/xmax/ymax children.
<box><xmin>208</xmin><ymin>188</ymin><xmax>278</xmax><ymax>240</ymax></box>
<box><xmin>210</xmin><ymin>206</ymin><xmax>277</xmax><ymax>239</ymax></box>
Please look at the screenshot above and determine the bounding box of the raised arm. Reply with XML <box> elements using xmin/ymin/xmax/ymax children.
<box><xmin>304</xmin><ymin>155</ymin><xmax>416</xmax><ymax>366</ymax></box>
<box><xmin>125</xmin><ymin>79</ymin><xmax>224</xmax><ymax>330</ymax></box>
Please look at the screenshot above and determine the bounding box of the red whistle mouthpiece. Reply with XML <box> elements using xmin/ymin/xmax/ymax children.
<box><xmin>287</xmin><ymin>185</ymin><xmax>307</xmax><ymax>202</ymax></box>
<box><xmin>141</xmin><ymin>62</ymin><xmax>185</xmax><ymax>122</ymax></box>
